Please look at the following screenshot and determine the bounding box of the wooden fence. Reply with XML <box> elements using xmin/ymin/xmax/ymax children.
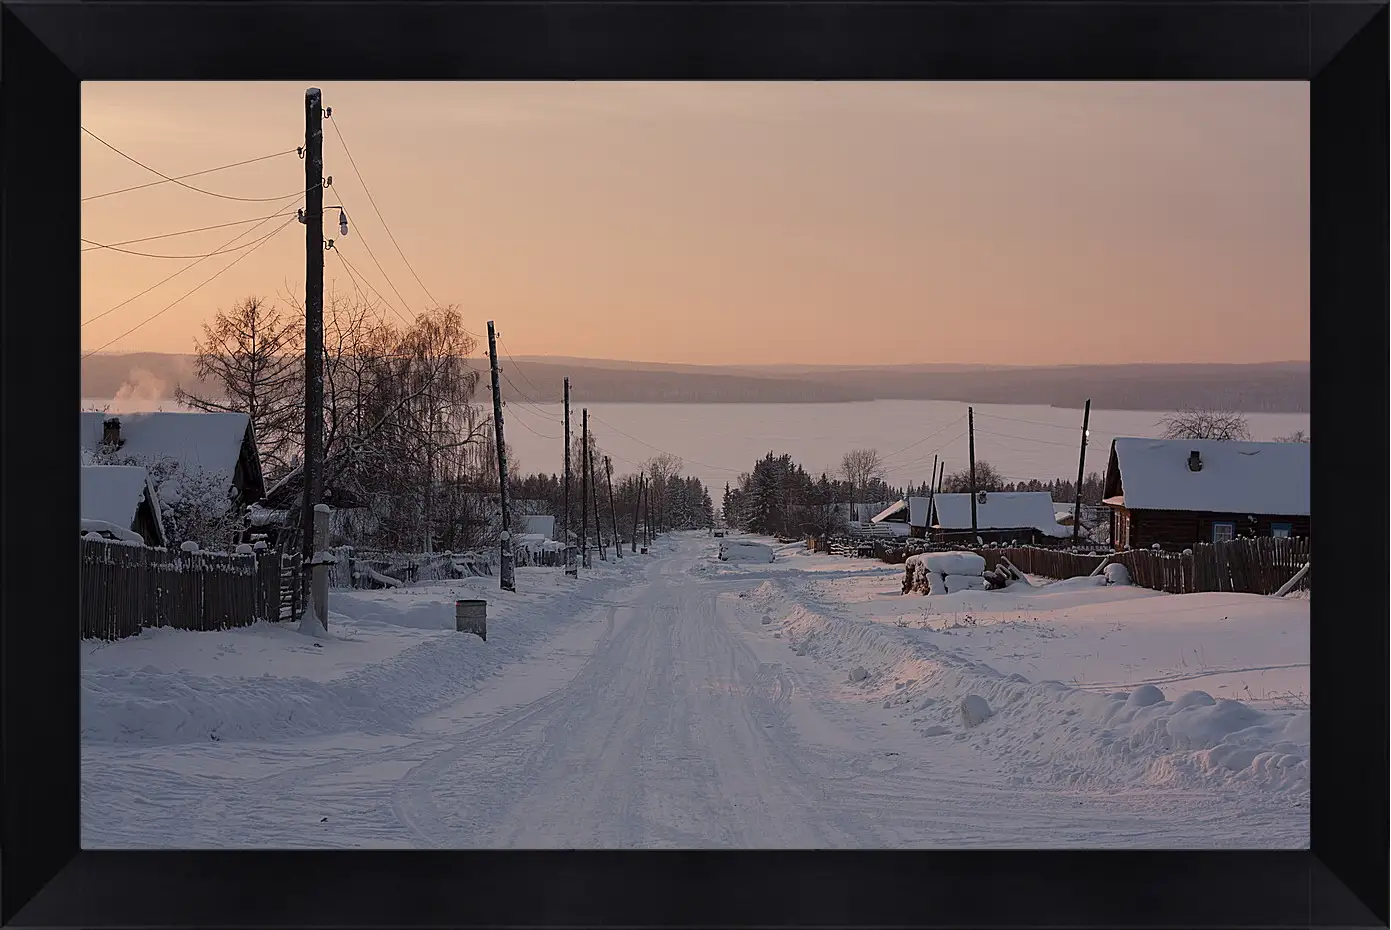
<box><xmin>911</xmin><ymin>537</ymin><xmax>1310</xmax><ymax>596</ymax></box>
<box><xmin>81</xmin><ymin>536</ymin><xmax>288</xmax><ymax>641</ymax></box>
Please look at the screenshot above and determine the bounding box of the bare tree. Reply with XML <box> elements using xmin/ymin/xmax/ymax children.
<box><xmin>1274</xmin><ymin>429</ymin><xmax>1309</xmax><ymax>443</ymax></box>
<box><xmin>1158</xmin><ymin>408</ymin><xmax>1251</xmax><ymax>441</ymax></box>
<box><xmin>174</xmin><ymin>296</ymin><xmax>303</xmax><ymax>477</ymax></box>
<box><xmin>644</xmin><ymin>453</ymin><xmax>683</xmax><ymax>532</ymax></box>
<box><xmin>940</xmin><ymin>460</ymin><xmax>1006</xmax><ymax>494</ymax></box>
<box><xmin>840</xmin><ymin>448</ymin><xmax>885</xmax><ymax>516</ymax></box>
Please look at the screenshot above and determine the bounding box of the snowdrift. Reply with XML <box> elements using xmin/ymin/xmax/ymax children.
<box><xmin>747</xmin><ymin>579</ymin><xmax>1309</xmax><ymax>801</ymax></box>
<box><xmin>719</xmin><ymin>541</ymin><xmax>775</xmax><ymax>563</ymax></box>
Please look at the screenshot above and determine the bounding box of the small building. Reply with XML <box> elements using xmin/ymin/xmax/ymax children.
<box><xmin>868</xmin><ymin>498</ymin><xmax>926</xmax><ymax>537</ymax></box>
<box><xmin>80</xmin><ymin>411</ymin><xmax>265</xmax><ymax>510</ymax></box>
<box><xmin>81</xmin><ymin>465</ymin><xmax>167</xmax><ymax>546</ymax></box>
<box><xmin>1100</xmin><ymin>438</ymin><xmax>1310</xmax><ymax>550</ymax></box>
<box><xmin>521</xmin><ymin>514</ymin><xmax>556</xmax><ymax>541</ymax></box>
<box><xmin>929</xmin><ymin>491</ymin><xmax>1070</xmax><ymax>545</ymax></box>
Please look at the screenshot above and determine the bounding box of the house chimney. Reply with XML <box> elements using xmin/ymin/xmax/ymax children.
<box><xmin>102</xmin><ymin>417</ymin><xmax>124</xmax><ymax>450</ymax></box>
<box><xmin>1187</xmin><ymin>450</ymin><xmax>1202</xmax><ymax>472</ymax></box>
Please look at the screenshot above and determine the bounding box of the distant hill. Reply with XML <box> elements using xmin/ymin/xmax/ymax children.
<box><xmin>82</xmin><ymin>353</ymin><xmax>1309</xmax><ymax>412</ymax></box>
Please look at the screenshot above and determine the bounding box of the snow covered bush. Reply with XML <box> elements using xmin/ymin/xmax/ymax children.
<box><xmin>93</xmin><ymin>452</ymin><xmax>242</xmax><ymax>550</ymax></box>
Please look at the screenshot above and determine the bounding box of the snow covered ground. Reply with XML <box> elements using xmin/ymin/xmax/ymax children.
<box><xmin>82</xmin><ymin>532</ymin><xmax>1308</xmax><ymax>848</ymax></box>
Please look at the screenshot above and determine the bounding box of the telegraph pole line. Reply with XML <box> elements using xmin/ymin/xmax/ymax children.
<box><xmin>590</xmin><ymin>436</ymin><xmax>606</xmax><ymax>561</ymax></box>
<box><xmin>487</xmin><ymin>322</ymin><xmax>515</xmax><ymax>591</ymax></box>
<box><xmin>301</xmin><ymin>87</ymin><xmax>326</xmax><ymax>627</ymax></box>
<box><xmin>563</xmin><ymin>378</ymin><xmax>575</xmax><ymax>577</ymax></box>
<box><xmin>968</xmin><ymin>406</ymin><xmax>979</xmax><ymax>542</ymax></box>
<box><xmin>631</xmin><ymin>474</ymin><xmax>643</xmax><ymax>553</ymax></box>
<box><xmin>1072</xmin><ymin>398</ymin><xmax>1092</xmax><ymax>544</ymax></box>
<box><xmin>580</xmin><ymin>408</ymin><xmax>591</xmax><ymax>569</ymax></box>
<box><xmin>605</xmin><ymin>455</ymin><xmax>622</xmax><ymax>559</ymax></box>
<box><xmin>926</xmin><ymin>453</ymin><xmax>938</xmax><ymax>540</ymax></box>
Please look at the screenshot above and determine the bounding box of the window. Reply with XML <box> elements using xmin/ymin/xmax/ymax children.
<box><xmin>1271</xmin><ymin>522</ymin><xmax>1292</xmax><ymax>538</ymax></box>
<box><xmin>1212</xmin><ymin>522</ymin><xmax>1235</xmax><ymax>543</ymax></box>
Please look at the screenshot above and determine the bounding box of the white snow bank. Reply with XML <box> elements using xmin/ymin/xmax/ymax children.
<box><xmin>746</xmin><ymin>578</ymin><xmax>1309</xmax><ymax>801</ymax></box>
<box><xmin>719</xmin><ymin>541</ymin><xmax>775</xmax><ymax>563</ymax></box>
<box><xmin>906</xmin><ymin>551</ymin><xmax>986</xmax><ymax>576</ymax></box>
<box><xmin>944</xmin><ymin>574</ymin><xmax>989</xmax><ymax>594</ymax></box>
<box><xmin>82</xmin><ymin>562</ymin><xmax>644</xmax><ymax>747</ymax></box>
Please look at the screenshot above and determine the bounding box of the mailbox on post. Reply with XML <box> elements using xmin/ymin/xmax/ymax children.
<box><xmin>455</xmin><ymin>599</ymin><xmax>487</xmax><ymax>640</ymax></box>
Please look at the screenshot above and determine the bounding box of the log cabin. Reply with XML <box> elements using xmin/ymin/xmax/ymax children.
<box><xmin>1101</xmin><ymin>438</ymin><xmax>1310</xmax><ymax>551</ymax></box>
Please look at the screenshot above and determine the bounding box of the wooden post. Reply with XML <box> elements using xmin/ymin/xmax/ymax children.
<box><xmin>301</xmin><ymin>88</ymin><xmax>326</xmax><ymax>607</ymax></box>
<box><xmin>632</xmin><ymin>474</ymin><xmax>643</xmax><ymax>553</ymax></box>
<box><xmin>563</xmin><ymin>378</ymin><xmax>575</xmax><ymax>576</ymax></box>
<box><xmin>926</xmin><ymin>453</ymin><xmax>938</xmax><ymax>541</ymax></box>
<box><xmin>590</xmin><ymin>438</ymin><xmax>606</xmax><ymax>561</ymax></box>
<box><xmin>580</xmin><ymin>409</ymin><xmax>590</xmax><ymax>569</ymax></box>
<box><xmin>487</xmin><ymin>321</ymin><xmax>515</xmax><ymax>591</ymax></box>
<box><xmin>967</xmin><ymin>407</ymin><xmax>978</xmax><ymax>541</ymax></box>
<box><xmin>605</xmin><ymin>455</ymin><xmax>622</xmax><ymax>559</ymax></box>
<box><xmin>1072</xmin><ymin>398</ymin><xmax>1091</xmax><ymax>543</ymax></box>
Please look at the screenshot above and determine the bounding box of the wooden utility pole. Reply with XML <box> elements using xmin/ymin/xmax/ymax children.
<box><xmin>631</xmin><ymin>474</ymin><xmax>643</xmax><ymax>553</ymax></box>
<box><xmin>926</xmin><ymin>453</ymin><xmax>938</xmax><ymax>541</ymax></box>
<box><xmin>605</xmin><ymin>455</ymin><xmax>622</xmax><ymax>559</ymax></box>
<box><xmin>487</xmin><ymin>322</ymin><xmax>515</xmax><ymax>591</ymax></box>
<box><xmin>590</xmin><ymin>439</ymin><xmax>606</xmax><ymax>561</ymax></box>
<box><xmin>580</xmin><ymin>408</ymin><xmax>591</xmax><ymax>568</ymax></box>
<box><xmin>936</xmin><ymin>460</ymin><xmax>945</xmax><ymax>497</ymax></box>
<box><xmin>300</xmin><ymin>88</ymin><xmax>326</xmax><ymax>624</ymax></box>
<box><xmin>968</xmin><ymin>406</ymin><xmax>979</xmax><ymax>541</ymax></box>
<box><xmin>1072</xmin><ymin>398</ymin><xmax>1092</xmax><ymax>543</ymax></box>
<box><xmin>563</xmin><ymin>378</ymin><xmax>575</xmax><ymax>576</ymax></box>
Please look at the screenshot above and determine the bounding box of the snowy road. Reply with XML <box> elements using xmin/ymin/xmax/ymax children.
<box><xmin>83</xmin><ymin>535</ymin><xmax>1306</xmax><ymax>848</ymax></box>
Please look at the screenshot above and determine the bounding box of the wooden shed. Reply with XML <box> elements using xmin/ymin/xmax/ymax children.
<box><xmin>1101</xmin><ymin>438</ymin><xmax>1310</xmax><ymax>551</ymax></box>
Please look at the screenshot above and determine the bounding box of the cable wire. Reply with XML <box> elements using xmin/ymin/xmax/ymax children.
<box><xmin>976</xmin><ymin>411</ymin><xmax>1082</xmax><ymax>433</ymax></box>
<box><xmin>83</xmin><ymin>147</ymin><xmax>299</xmax><ymax>202</ymax></box>
<box><xmin>331</xmin><ymin>189</ymin><xmax>417</xmax><ymax>318</ymax></box>
<box><xmin>503</xmin><ymin>403</ymin><xmax>560</xmax><ymax>441</ymax></box>
<box><xmin>83</xmin><ymin>128</ymin><xmax>316</xmax><ymax>203</ymax></box>
<box><xmin>975</xmin><ymin>427</ymin><xmax>1076</xmax><ymax>448</ymax></box>
<box><xmin>586</xmin><ymin>413</ymin><xmax>740</xmax><ymax>473</ymax></box>
<box><xmin>80</xmin><ymin>213</ymin><xmax>299</xmax><ymax>251</ymax></box>
<box><xmin>333</xmin><ymin>248</ymin><xmax>414</xmax><ymax>328</ymax></box>
<box><xmin>879</xmin><ymin>414</ymin><xmax>967</xmax><ymax>462</ymax></box>
<box><xmin>82</xmin><ymin>192</ymin><xmax>303</xmax><ymax>328</ymax></box>
<box><xmin>328</xmin><ymin>116</ymin><xmax>439</xmax><ymax>308</ymax></box>
<box><xmin>83</xmin><ymin>216</ymin><xmax>297</xmax><ymax>357</ymax></box>
<box><xmin>81</xmin><ymin>236</ymin><xmax>279</xmax><ymax>260</ymax></box>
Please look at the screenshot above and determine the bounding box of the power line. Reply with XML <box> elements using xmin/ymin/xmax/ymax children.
<box><xmin>497</xmin><ymin>336</ymin><xmax>557</xmax><ymax>406</ymax></box>
<box><xmin>504</xmin><ymin>402</ymin><xmax>560</xmax><ymax>441</ymax></box>
<box><xmin>82</xmin><ymin>147</ymin><xmax>299</xmax><ymax>202</ymax></box>
<box><xmin>328</xmin><ymin>116</ymin><xmax>439</xmax><ymax>309</ymax></box>
<box><xmin>976</xmin><ymin>411</ymin><xmax>1080</xmax><ymax>433</ymax></box>
<box><xmin>80</xmin><ymin>212</ymin><xmax>298</xmax><ymax>251</ymax></box>
<box><xmin>80</xmin><ymin>236</ymin><xmax>278</xmax><ymax>260</ymax></box>
<box><xmin>332</xmin><ymin>190</ymin><xmax>416</xmax><ymax>318</ymax></box>
<box><xmin>82</xmin><ymin>128</ymin><xmax>314</xmax><ymax>203</ymax></box>
<box><xmin>885</xmin><ymin>429</ymin><xmax>969</xmax><ymax>475</ymax></box>
<box><xmin>333</xmin><ymin>248</ymin><xmax>414</xmax><ymax>328</ymax></box>
<box><xmin>586</xmin><ymin>413</ymin><xmax>740</xmax><ymax>473</ymax></box>
<box><xmin>880</xmin><ymin>414</ymin><xmax>967</xmax><ymax>462</ymax></box>
<box><xmin>83</xmin><ymin>216</ymin><xmax>297</xmax><ymax>357</ymax></box>
<box><xmin>82</xmin><ymin>192</ymin><xmax>303</xmax><ymax>328</ymax></box>
<box><xmin>975</xmin><ymin>427</ymin><xmax>1076</xmax><ymax>448</ymax></box>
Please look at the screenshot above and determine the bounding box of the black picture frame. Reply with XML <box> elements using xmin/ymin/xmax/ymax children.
<box><xmin>3</xmin><ymin>2</ymin><xmax>1385</xmax><ymax>926</ymax></box>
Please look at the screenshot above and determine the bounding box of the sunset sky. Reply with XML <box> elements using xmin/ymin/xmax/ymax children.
<box><xmin>81</xmin><ymin>82</ymin><xmax>1308</xmax><ymax>366</ymax></box>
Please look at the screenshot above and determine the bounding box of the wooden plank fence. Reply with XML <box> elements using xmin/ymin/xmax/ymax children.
<box><xmin>882</xmin><ymin>536</ymin><xmax>1310</xmax><ymax>597</ymax></box>
<box><xmin>81</xmin><ymin>536</ymin><xmax>289</xmax><ymax>641</ymax></box>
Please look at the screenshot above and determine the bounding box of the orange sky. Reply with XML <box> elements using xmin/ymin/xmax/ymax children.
<box><xmin>81</xmin><ymin>82</ymin><xmax>1309</xmax><ymax>366</ymax></box>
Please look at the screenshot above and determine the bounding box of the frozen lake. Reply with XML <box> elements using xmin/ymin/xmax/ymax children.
<box><xmin>83</xmin><ymin>398</ymin><xmax>1309</xmax><ymax>489</ymax></box>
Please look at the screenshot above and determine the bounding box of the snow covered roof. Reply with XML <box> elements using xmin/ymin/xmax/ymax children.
<box><xmin>80</xmin><ymin>411</ymin><xmax>254</xmax><ymax>491</ymax></box>
<box><xmin>1106</xmin><ymin>438</ymin><xmax>1310</xmax><ymax>516</ymax></box>
<box><xmin>522</xmin><ymin>515</ymin><xmax>556</xmax><ymax>540</ymax></box>
<box><xmin>870</xmin><ymin>500</ymin><xmax>907</xmax><ymax>523</ymax></box>
<box><xmin>931</xmin><ymin>492</ymin><xmax>1068</xmax><ymax>536</ymax></box>
<box><xmin>81</xmin><ymin>465</ymin><xmax>165</xmax><ymax>545</ymax></box>
<box><xmin>840</xmin><ymin>502</ymin><xmax>892</xmax><ymax>522</ymax></box>
<box><xmin>869</xmin><ymin>497</ymin><xmax>933</xmax><ymax>527</ymax></box>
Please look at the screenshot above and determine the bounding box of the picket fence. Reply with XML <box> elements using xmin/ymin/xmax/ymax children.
<box><xmin>80</xmin><ymin>536</ymin><xmax>287</xmax><ymax>641</ymax></box>
<box><xmin>878</xmin><ymin>536</ymin><xmax>1309</xmax><ymax>596</ymax></box>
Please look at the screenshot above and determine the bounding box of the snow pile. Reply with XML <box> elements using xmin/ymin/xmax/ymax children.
<box><xmin>719</xmin><ymin>541</ymin><xmax>775</xmax><ymax>563</ymax></box>
<box><xmin>1104</xmin><ymin>563</ymin><xmax>1132</xmax><ymax>585</ymax></box>
<box><xmin>82</xmin><ymin>562</ymin><xmax>644</xmax><ymax>747</ymax></box>
<box><xmin>745</xmin><ymin>579</ymin><xmax>1309</xmax><ymax>801</ymax></box>
<box><xmin>909</xmin><ymin>551</ymin><xmax>986</xmax><ymax>576</ymax></box>
<box><xmin>944</xmin><ymin>574</ymin><xmax>989</xmax><ymax>594</ymax></box>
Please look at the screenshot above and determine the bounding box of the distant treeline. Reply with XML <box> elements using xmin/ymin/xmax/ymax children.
<box><xmin>82</xmin><ymin>353</ymin><xmax>1310</xmax><ymax>413</ymax></box>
